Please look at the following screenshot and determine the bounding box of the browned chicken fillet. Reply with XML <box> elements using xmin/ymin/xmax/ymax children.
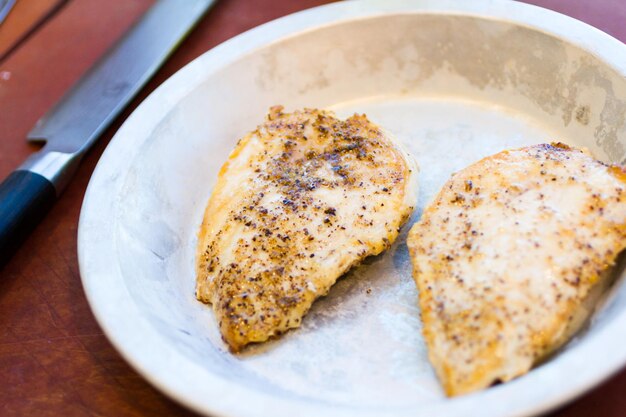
<box><xmin>196</xmin><ymin>106</ymin><xmax>417</xmax><ymax>352</ymax></box>
<box><xmin>407</xmin><ymin>143</ymin><xmax>626</xmax><ymax>396</ymax></box>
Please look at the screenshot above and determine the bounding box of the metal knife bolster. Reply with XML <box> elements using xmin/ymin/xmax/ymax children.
<box><xmin>18</xmin><ymin>151</ymin><xmax>79</xmax><ymax>196</ymax></box>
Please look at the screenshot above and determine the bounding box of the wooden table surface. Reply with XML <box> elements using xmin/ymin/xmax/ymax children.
<box><xmin>1</xmin><ymin>0</ymin><xmax>625</xmax><ymax>415</ymax></box>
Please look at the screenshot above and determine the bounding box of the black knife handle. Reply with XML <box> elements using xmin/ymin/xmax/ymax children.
<box><xmin>0</xmin><ymin>170</ymin><xmax>56</xmax><ymax>266</ymax></box>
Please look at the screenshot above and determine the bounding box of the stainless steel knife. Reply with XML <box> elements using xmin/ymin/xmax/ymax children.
<box><xmin>0</xmin><ymin>0</ymin><xmax>216</xmax><ymax>266</ymax></box>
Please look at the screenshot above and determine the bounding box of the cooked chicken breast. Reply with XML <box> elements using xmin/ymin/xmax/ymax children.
<box><xmin>196</xmin><ymin>106</ymin><xmax>417</xmax><ymax>352</ymax></box>
<box><xmin>407</xmin><ymin>142</ymin><xmax>626</xmax><ymax>396</ymax></box>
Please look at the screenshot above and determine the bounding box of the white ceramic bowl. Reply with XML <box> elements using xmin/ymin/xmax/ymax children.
<box><xmin>78</xmin><ymin>1</ymin><xmax>626</xmax><ymax>416</ymax></box>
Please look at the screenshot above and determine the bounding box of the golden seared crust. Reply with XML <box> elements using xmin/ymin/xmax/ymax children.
<box><xmin>196</xmin><ymin>106</ymin><xmax>417</xmax><ymax>352</ymax></box>
<box><xmin>407</xmin><ymin>142</ymin><xmax>626</xmax><ymax>396</ymax></box>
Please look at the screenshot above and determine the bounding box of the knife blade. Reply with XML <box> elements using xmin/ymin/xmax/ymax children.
<box><xmin>0</xmin><ymin>0</ymin><xmax>216</xmax><ymax>266</ymax></box>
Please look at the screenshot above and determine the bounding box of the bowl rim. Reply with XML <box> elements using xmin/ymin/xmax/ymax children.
<box><xmin>78</xmin><ymin>1</ymin><xmax>626</xmax><ymax>416</ymax></box>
